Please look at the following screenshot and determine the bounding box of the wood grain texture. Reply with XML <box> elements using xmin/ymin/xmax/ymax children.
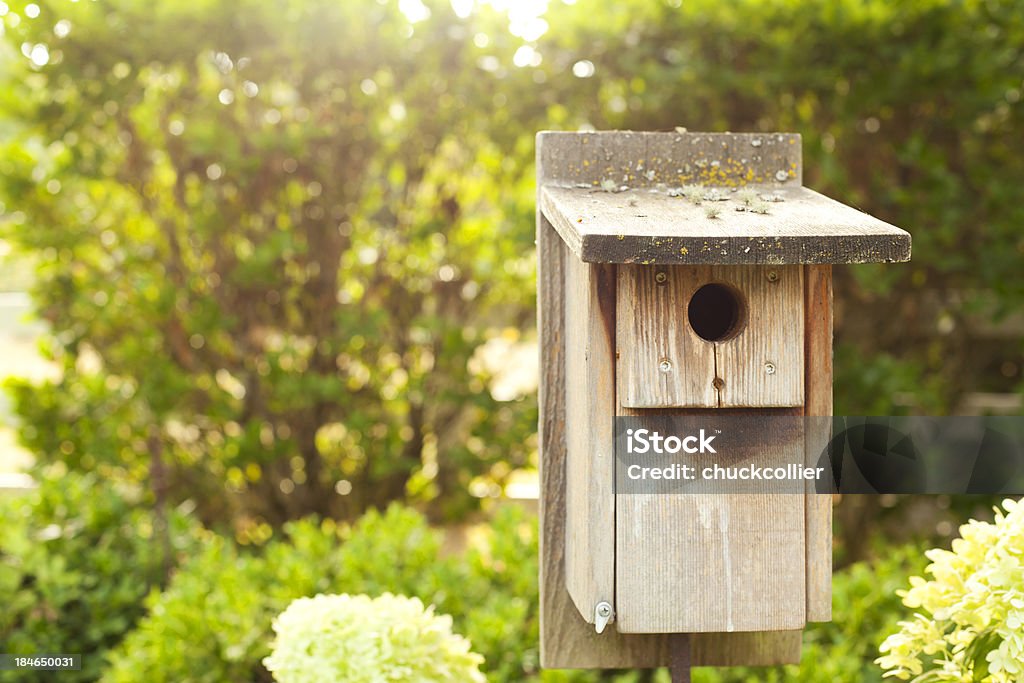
<box><xmin>690</xmin><ymin>630</ymin><xmax>802</xmax><ymax>666</ymax></box>
<box><xmin>539</xmin><ymin>215</ymin><xmax>803</xmax><ymax>667</ymax></box>
<box><xmin>540</xmin><ymin>185</ymin><xmax>911</xmax><ymax>265</ymax></box>
<box><xmin>537</xmin><ymin>131</ymin><xmax>802</xmax><ymax>189</ymax></box>
<box><xmin>617</xmin><ymin>265</ymin><xmax>717</xmax><ymax>408</ymax></box>
<box><xmin>538</xmin><ymin>211</ymin><xmax>667</xmax><ymax>669</ymax></box>
<box><xmin>615</xmin><ymin>423</ymin><xmax>807</xmax><ymax>634</ymax></box>
<box><xmin>539</xmin><ymin>136</ymin><xmax>808</xmax><ymax>668</ymax></box>
<box><xmin>804</xmin><ymin>265</ymin><xmax>834</xmax><ymax>622</ymax></box>
<box><xmin>617</xmin><ymin>265</ymin><xmax>803</xmax><ymax>408</ymax></box>
<box><xmin>564</xmin><ymin>255</ymin><xmax>617</xmax><ymax>621</ymax></box>
<box><xmin>540</xmin><ymin>132</ymin><xmax>664</xmax><ymax>669</ymax></box>
<box><xmin>716</xmin><ymin>265</ymin><xmax>804</xmax><ymax>408</ymax></box>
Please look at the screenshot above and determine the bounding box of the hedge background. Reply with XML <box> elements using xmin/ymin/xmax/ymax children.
<box><xmin>1</xmin><ymin>0</ymin><xmax>1022</xmax><ymax>680</ymax></box>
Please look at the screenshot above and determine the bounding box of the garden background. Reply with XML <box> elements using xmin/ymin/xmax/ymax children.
<box><xmin>1</xmin><ymin>0</ymin><xmax>1023</xmax><ymax>680</ymax></box>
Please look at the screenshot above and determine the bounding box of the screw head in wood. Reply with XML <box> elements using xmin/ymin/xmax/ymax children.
<box><xmin>659</xmin><ymin>359</ymin><xmax>673</xmax><ymax>373</ymax></box>
<box><xmin>764</xmin><ymin>361</ymin><xmax>776</xmax><ymax>375</ymax></box>
<box><xmin>655</xmin><ymin>270</ymin><xmax>668</xmax><ymax>284</ymax></box>
<box><xmin>766</xmin><ymin>270</ymin><xmax>779</xmax><ymax>282</ymax></box>
<box><xmin>594</xmin><ymin>601</ymin><xmax>614</xmax><ymax>634</ymax></box>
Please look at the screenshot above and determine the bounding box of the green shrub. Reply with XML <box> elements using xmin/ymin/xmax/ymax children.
<box><xmin>3</xmin><ymin>0</ymin><xmax>1021</xmax><ymax>571</ymax></box>
<box><xmin>100</xmin><ymin>501</ymin><xmax>936</xmax><ymax>683</ymax></box>
<box><xmin>0</xmin><ymin>0</ymin><xmax>538</xmax><ymax>527</ymax></box>
<box><xmin>0</xmin><ymin>472</ymin><xmax>201</xmax><ymax>683</ymax></box>
<box><xmin>264</xmin><ymin>593</ymin><xmax>485</xmax><ymax>683</ymax></box>
<box><xmin>100</xmin><ymin>517</ymin><xmax>345</xmax><ymax>683</ymax></box>
<box><xmin>101</xmin><ymin>504</ymin><xmax>555</xmax><ymax>683</ymax></box>
<box><xmin>877</xmin><ymin>499</ymin><xmax>1024</xmax><ymax>682</ymax></box>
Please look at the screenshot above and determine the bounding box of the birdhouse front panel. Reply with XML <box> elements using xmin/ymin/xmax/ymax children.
<box><xmin>614</xmin><ymin>258</ymin><xmax>809</xmax><ymax>634</ymax></box>
<box><xmin>615</xmin><ymin>483</ymin><xmax>807</xmax><ymax>633</ymax></box>
<box><xmin>618</xmin><ymin>264</ymin><xmax>804</xmax><ymax>409</ymax></box>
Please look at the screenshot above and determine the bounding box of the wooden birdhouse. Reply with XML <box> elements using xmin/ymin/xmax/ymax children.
<box><xmin>536</xmin><ymin>131</ymin><xmax>911</xmax><ymax>671</ymax></box>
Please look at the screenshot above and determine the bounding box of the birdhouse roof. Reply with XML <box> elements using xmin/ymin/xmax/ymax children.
<box><xmin>537</xmin><ymin>131</ymin><xmax>911</xmax><ymax>265</ymax></box>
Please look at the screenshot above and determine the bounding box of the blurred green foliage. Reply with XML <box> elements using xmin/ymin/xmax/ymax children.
<box><xmin>263</xmin><ymin>593</ymin><xmax>487</xmax><ymax>683</ymax></box>
<box><xmin>0</xmin><ymin>472</ymin><xmax>202</xmax><ymax>683</ymax></box>
<box><xmin>0</xmin><ymin>1</ymin><xmax>1020</xmax><ymax>680</ymax></box>
<box><xmin>0</xmin><ymin>0</ymin><xmax>539</xmax><ymax>526</ymax></box>
<box><xmin>101</xmin><ymin>504</ymin><xmax>547</xmax><ymax>683</ymax></box>
<box><xmin>1</xmin><ymin>0</ymin><xmax>1022</xmax><ymax>533</ymax></box>
<box><xmin>93</xmin><ymin>501</ymin><xmax>927</xmax><ymax>683</ymax></box>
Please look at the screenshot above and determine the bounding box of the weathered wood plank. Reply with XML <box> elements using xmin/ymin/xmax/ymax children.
<box><xmin>538</xmin><ymin>131</ymin><xmax>802</xmax><ymax>189</ymax></box>
<box><xmin>588</xmin><ymin>131</ymin><xmax>650</xmax><ymax>190</ymax></box>
<box><xmin>564</xmin><ymin>255</ymin><xmax>617</xmax><ymax>621</ymax></box>
<box><xmin>617</xmin><ymin>265</ymin><xmax>718</xmax><ymax>408</ymax></box>
<box><xmin>540</xmin><ymin>185</ymin><xmax>911</xmax><ymax>265</ymax></box>
<box><xmin>615</xmin><ymin>412</ymin><xmax>807</xmax><ymax>634</ymax></box>
<box><xmin>540</xmin><ymin>215</ymin><xmax>803</xmax><ymax>668</ymax></box>
<box><xmin>616</xmin><ymin>493</ymin><xmax>806</xmax><ymax>633</ymax></box>
<box><xmin>804</xmin><ymin>265</ymin><xmax>834</xmax><ymax>622</ymax></box>
<box><xmin>690</xmin><ymin>631</ymin><xmax>802</xmax><ymax>666</ymax></box>
<box><xmin>715</xmin><ymin>265</ymin><xmax>804</xmax><ymax>408</ymax></box>
<box><xmin>617</xmin><ymin>265</ymin><xmax>803</xmax><ymax>408</ymax></box>
<box><xmin>539</xmin><ymin>211</ymin><xmax>670</xmax><ymax>669</ymax></box>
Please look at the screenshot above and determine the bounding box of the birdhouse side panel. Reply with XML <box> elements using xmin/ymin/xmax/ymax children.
<box><xmin>564</xmin><ymin>254</ymin><xmax>617</xmax><ymax>622</ymax></box>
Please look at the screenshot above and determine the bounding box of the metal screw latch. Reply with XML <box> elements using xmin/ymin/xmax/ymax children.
<box><xmin>595</xmin><ymin>601</ymin><xmax>614</xmax><ymax>634</ymax></box>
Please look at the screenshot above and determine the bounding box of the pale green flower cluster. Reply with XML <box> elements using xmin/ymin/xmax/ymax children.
<box><xmin>263</xmin><ymin>593</ymin><xmax>485</xmax><ymax>683</ymax></box>
<box><xmin>877</xmin><ymin>499</ymin><xmax>1024</xmax><ymax>682</ymax></box>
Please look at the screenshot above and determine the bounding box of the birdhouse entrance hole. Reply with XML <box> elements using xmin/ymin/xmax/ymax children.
<box><xmin>688</xmin><ymin>283</ymin><xmax>746</xmax><ymax>342</ymax></box>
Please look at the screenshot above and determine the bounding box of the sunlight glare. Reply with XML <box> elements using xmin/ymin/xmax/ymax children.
<box><xmin>398</xmin><ymin>0</ymin><xmax>431</xmax><ymax>23</ymax></box>
<box><xmin>450</xmin><ymin>0</ymin><xmax>474</xmax><ymax>18</ymax></box>
<box><xmin>479</xmin><ymin>0</ymin><xmax>550</xmax><ymax>41</ymax></box>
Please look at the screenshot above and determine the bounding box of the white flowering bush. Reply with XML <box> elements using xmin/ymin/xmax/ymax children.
<box><xmin>877</xmin><ymin>499</ymin><xmax>1024</xmax><ymax>682</ymax></box>
<box><xmin>263</xmin><ymin>593</ymin><xmax>485</xmax><ymax>683</ymax></box>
